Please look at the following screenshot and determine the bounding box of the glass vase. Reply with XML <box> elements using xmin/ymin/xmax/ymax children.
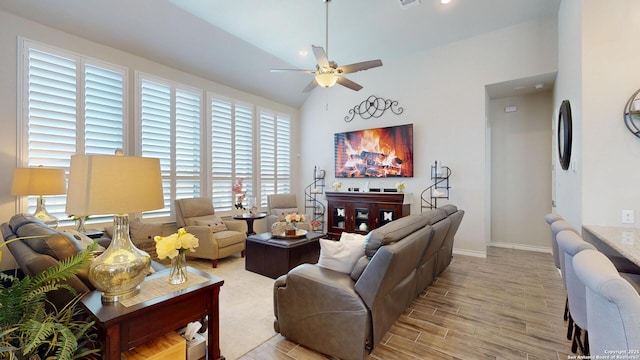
<box><xmin>75</xmin><ymin>217</ymin><xmax>86</xmax><ymax>232</ymax></box>
<box><xmin>285</xmin><ymin>223</ymin><xmax>296</xmax><ymax>236</ymax></box>
<box><xmin>170</xmin><ymin>252</ymin><xmax>188</xmax><ymax>284</ymax></box>
<box><xmin>88</xmin><ymin>214</ymin><xmax>151</xmax><ymax>302</ymax></box>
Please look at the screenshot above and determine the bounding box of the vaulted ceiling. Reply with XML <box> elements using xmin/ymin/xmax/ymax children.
<box><xmin>0</xmin><ymin>0</ymin><xmax>560</xmax><ymax>108</ymax></box>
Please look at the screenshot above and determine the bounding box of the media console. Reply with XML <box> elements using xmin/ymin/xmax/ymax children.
<box><xmin>325</xmin><ymin>191</ymin><xmax>410</xmax><ymax>239</ymax></box>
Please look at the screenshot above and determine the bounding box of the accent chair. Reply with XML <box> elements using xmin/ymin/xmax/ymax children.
<box><xmin>175</xmin><ymin>197</ymin><xmax>247</xmax><ymax>267</ymax></box>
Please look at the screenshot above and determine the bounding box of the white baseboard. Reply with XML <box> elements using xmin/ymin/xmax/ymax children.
<box><xmin>489</xmin><ymin>242</ymin><xmax>552</xmax><ymax>254</ymax></box>
<box><xmin>453</xmin><ymin>248</ymin><xmax>487</xmax><ymax>258</ymax></box>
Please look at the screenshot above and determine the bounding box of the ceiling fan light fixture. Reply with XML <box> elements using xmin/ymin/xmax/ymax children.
<box><xmin>315</xmin><ymin>72</ymin><xmax>339</xmax><ymax>88</ymax></box>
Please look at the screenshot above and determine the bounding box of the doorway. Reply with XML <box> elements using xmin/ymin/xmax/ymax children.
<box><xmin>488</xmin><ymin>91</ymin><xmax>553</xmax><ymax>251</ymax></box>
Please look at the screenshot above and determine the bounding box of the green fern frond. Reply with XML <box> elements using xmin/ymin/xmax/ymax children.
<box><xmin>21</xmin><ymin>320</ymin><xmax>55</xmax><ymax>355</ymax></box>
<box><xmin>27</xmin><ymin>243</ymin><xmax>96</xmax><ymax>297</ymax></box>
<box><xmin>53</xmin><ymin>326</ymin><xmax>77</xmax><ymax>360</ymax></box>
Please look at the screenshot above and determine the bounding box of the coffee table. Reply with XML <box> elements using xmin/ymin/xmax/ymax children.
<box><xmin>80</xmin><ymin>267</ymin><xmax>224</xmax><ymax>360</ymax></box>
<box><xmin>245</xmin><ymin>231</ymin><xmax>324</xmax><ymax>278</ymax></box>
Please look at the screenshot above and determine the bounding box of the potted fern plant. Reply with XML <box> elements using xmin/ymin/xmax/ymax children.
<box><xmin>0</xmin><ymin>241</ymin><xmax>101</xmax><ymax>360</ymax></box>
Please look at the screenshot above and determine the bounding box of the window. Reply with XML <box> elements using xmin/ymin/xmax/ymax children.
<box><xmin>18</xmin><ymin>39</ymin><xmax>294</xmax><ymax>224</ymax></box>
<box><xmin>259</xmin><ymin>110</ymin><xmax>291</xmax><ymax>208</ymax></box>
<box><xmin>210</xmin><ymin>97</ymin><xmax>253</xmax><ymax>210</ymax></box>
<box><xmin>19</xmin><ymin>40</ymin><xmax>126</xmax><ymax>223</ymax></box>
<box><xmin>139</xmin><ymin>76</ymin><xmax>202</xmax><ymax>218</ymax></box>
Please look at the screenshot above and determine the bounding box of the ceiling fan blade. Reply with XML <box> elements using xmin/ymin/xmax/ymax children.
<box><xmin>312</xmin><ymin>45</ymin><xmax>330</xmax><ymax>68</ymax></box>
<box><xmin>339</xmin><ymin>59</ymin><xmax>383</xmax><ymax>74</ymax></box>
<box><xmin>303</xmin><ymin>78</ymin><xmax>318</xmax><ymax>93</ymax></box>
<box><xmin>336</xmin><ymin>76</ymin><xmax>363</xmax><ymax>91</ymax></box>
<box><xmin>270</xmin><ymin>68</ymin><xmax>315</xmax><ymax>73</ymax></box>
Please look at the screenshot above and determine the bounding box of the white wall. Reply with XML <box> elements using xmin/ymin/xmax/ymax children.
<box><xmin>299</xmin><ymin>17</ymin><xmax>558</xmax><ymax>257</ymax></box>
<box><xmin>581</xmin><ymin>0</ymin><xmax>640</xmax><ymax>227</ymax></box>
<box><xmin>554</xmin><ymin>0</ymin><xmax>640</xmax><ymax>230</ymax></box>
<box><xmin>489</xmin><ymin>92</ymin><xmax>553</xmax><ymax>251</ymax></box>
<box><xmin>553</xmin><ymin>0</ymin><xmax>583</xmax><ymax>228</ymax></box>
<box><xmin>0</xmin><ymin>10</ymin><xmax>298</xmax><ymax>270</ymax></box>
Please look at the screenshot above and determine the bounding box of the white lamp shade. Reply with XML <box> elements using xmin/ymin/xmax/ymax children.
<box><xmin>11</xmin><ymin>167</ymin><xmax>66</xmax><ymax>196</ymax></box>
<box><xmin>315</xmin><ymin>73</ymin><xmax>339</xmax><ymax>88</ymax></box>
<box><xmin>66</xmin><ymin>155</ymin><xmax>164</xmax><ymax>215</ymax></box>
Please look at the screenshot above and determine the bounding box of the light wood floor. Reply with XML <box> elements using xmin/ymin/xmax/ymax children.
<box><xmin>240</xmin><ymin>247</ymin><xmax>573</xmax><ymax>360</ymax></box>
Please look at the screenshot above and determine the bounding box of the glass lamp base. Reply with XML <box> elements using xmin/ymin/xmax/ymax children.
<box><xmin>88</xmin><ymin>215</ymin><xmax>151</xmax><ymax>303</ymax></box>
<box><xmin>100</xmin><ymin>285</ymin><xmax>141</xmax><ymax>303</ymax></box>
<box><xmin>34</xmin><ymin>196</ymin><xmax>58</xmax><ymax>228</ymax></box>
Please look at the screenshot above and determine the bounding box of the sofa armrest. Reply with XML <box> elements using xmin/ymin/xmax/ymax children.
<box><xmin>274</xmin><ymin>263</ymin><xmax>370</xmax><ymax>360</ymax></box>
<box><xmin>25</xmin><ymin>253</ymin><xmax>92</xmax><ymax>310</ymax></box>
<box><xmin>222</xmin><ymin>219</ymin><xmax>247</xmax><ymax>234</ymax></box>
<box><xmin>266</xmin><ymin>214</ymin><xmax>278</xmax><ymax>231</ymax></box>
<box><xmin>184</xmin><ymin>226</ymin><xmax>219</xmax><ymax>256</ymax></box>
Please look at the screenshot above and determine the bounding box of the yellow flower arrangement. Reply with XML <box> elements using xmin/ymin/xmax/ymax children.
<box><xmin>154</xmin><ymin>228</ymin><xmax>199</xmax><ymax>284</ymax></box>
<box><xmin>154</xmin><ymin>228</ymin><xmax>199</xmax><ymax>259</ymax></box>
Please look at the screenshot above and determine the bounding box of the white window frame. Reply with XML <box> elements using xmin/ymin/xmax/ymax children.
<box><xmin>135</xmin><ymin>72</ymin><xmax>204</xmax><ymax>220</ymax></box>
<box><xmin>17</xmin><ymin>38</ymin><xmax>128</xmax><ymax>225</ymax></box>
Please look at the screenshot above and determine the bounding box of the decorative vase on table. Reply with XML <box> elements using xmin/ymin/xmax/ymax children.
<box><xmin>170</xmin><ymin>251</ymin><xmax>188</xmax><ymax>284</ymax></box>
<box><xmin>154</xmin><ymin>227</ymin><xmax>199</xmax><ymax>285</ymax></box>
<box><xmin>285</xmin><ymin>223</ymin><xmax>296</xmax><ymax>236</ymax></box>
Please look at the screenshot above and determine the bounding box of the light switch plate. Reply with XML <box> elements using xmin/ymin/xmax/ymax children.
<box><xmin>622</xmin><ymin>210</ymin><xmax>634</xmax><ymax>224</ymax></box>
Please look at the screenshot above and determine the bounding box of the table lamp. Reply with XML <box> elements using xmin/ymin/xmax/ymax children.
<box><xmin>11</xmin><ymin>166</ymin><xmax>66</xmax><ymax>228</ymax></box>
<box><xmin>66</xmin><ymin>154</ymin><xmax>164</xmax><ymax>302</ymax></box>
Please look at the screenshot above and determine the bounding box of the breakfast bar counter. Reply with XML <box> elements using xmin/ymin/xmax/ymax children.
<box><xmin>582</xmin><ymin>225</ymin><xmax>640</xmax><ymax>274</ymax></box>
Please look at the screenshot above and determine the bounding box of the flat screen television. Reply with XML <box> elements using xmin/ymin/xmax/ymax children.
<box><xmin>334</xmin><ymin>123</ymin><xmax>413</xmax><ymax>178</ymax></box>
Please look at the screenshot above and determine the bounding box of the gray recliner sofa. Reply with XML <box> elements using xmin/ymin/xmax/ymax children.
<box><xmin>273</xmin><ymin>205</ymin><xmax>464</xmax><ymax>360</ymax></box>
<box><xmin>1</xmin><ymin>214</ymin><xmax>165</xmax><ymax>310</ymax></box>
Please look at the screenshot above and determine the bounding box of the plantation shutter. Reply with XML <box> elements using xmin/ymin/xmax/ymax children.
<box><xmin>259</xmin><ymin>110</ymin><xmax>291</xmax><ymax>208</ymax></box>
<box><xmin>84</xmin><ymin>64</ymin><xmax>124</xmax><ymax>155</ymax></box>
<box><xmin>140</xmin><ymin>79</ymin><xmax>172</xmax><ymax>218</ymax></box>
<box><xmin>211</xmin><ymin>98</ymin><xmax>233</xmax><ymax>210</ymax></box>
<box><xmin>211</xmin><ymin>97</ymin><xmax>254</xmax><ymax>211</ymax></box>
<box><xmin>235</xmin><ymin>104</ymin><xmax>253</xmax><ymax>203</ymax></box>
<box><xmin>25</xmin><ymin>48</ymin><xmax>77</xmax><ymax>218</ymax></box>
<box><xmin>175</xmin><ymin>89</ymin><xmax>201</xmax><ymax>200</ymax></box>
<box><xmin>22</xmin><ymin>42</ymin><xmax>125</xmax><ymax>223</ymax></box>
<box><xmin>276</xmin><ymin>115</ymin><xmax>291</xmax><ymax>193</ymax></box>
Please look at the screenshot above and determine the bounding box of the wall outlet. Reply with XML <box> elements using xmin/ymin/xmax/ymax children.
<box><xmin>622</xmin><ymin>210</ymin><xmax>635</xmax><ymax>224</ymax></box>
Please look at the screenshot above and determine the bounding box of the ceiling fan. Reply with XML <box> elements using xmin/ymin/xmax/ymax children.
<box><xmin>270</xmin><ymin>0</ymin><xmax>383</xmax><ymax>93</ymax></box>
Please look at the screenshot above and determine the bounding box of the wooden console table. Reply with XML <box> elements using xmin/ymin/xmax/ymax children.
<box><xmin>325</xmin><ymin>191</ymin><xmax>410</xmax><ymax>239</ymax></box>
<box><xmin>80</xmin><ymin>267</ymin><xmax>224</xmax><ymax>360</ymax></box>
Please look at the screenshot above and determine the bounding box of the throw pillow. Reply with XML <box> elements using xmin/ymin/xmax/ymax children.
<box><xmin>272</xmin><ymin>208</ymin><xmax>299</xmax><ymax>221</ymax></box>
<box><xmin>194</xmin><ymin>216</ymin><xmax>228</xmax><ymax>232</ymax></box>
<box><xmin>130</xmin><ymin>221</ymin><xmax>164</xmax><ymax>246</ymax></box>
<box><xmin>317</xmin><ymin>235</ymin><xmax>366</xmax><ymax>274</ymax></box>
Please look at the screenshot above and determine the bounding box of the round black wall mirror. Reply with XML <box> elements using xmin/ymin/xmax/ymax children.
<box><xmin>558</xmin><ymin>100</ymin><xmax>573</xmax><ymax>170</ymax></box>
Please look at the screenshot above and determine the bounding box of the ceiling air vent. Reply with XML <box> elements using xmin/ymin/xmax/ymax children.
<box><xmin>399</xmin><ymin>0</ymin><xmax>420</xmax><ymax>9</ymax></box>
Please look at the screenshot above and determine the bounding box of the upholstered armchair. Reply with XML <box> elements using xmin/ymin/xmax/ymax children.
<box><xmin>266</xmin><ymin>194</ymin><xmax>311</xmax><ymax>232</ymax></box>
<box><xmin>175</xmin><ymin>198</ymin><xmax>247</xmax><ymax>267</ymax></box>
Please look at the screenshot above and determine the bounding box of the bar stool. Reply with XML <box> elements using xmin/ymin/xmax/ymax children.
<box><xmin>545</xmin><ymin>213</ymin><xmax>563</xmax><ymax>272</ymax></box>
<box><xmin>573</xmin><ymin>249</ymin><xmax>640</xmax><ymax>356</ymax></box>
<box><xmin>557</xmin><ymin>230</ymin><xmax>594</xmax><ymax>355</ymax></box>
<box><xmin>550</xmin><ymin>220</ymin><xmax>580</xmax><ymax>337</ymax></box>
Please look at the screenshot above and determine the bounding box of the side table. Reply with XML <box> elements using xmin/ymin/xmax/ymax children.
<box><xmin>233</xmin><ymin>212</ymin><xmax>267</xmax><ymax>235</ymax></box>
<box><xmin>80</xmin><ymin>267</ymin><xmax>224</xmax><ymax>360</ymax></box>
<box><xmin>245</xmin><ymin>231</ymin><xmax>324</xmax><ymax>278</ymax></box>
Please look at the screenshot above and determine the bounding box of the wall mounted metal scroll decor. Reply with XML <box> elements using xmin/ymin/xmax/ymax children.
<box><xmin>624</xmin><ymin>89</ymin><xmax>640</xmax><ymax>138</ymax></box>
<box><xmin>344</xmin><ymin>95</ymin><xmax>403</xmax><ymax>122</ymax></box>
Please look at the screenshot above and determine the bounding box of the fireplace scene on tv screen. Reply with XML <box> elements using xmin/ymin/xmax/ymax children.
<box><xmin>334</xmin><ymin>124</ymin><xmax>414</xmax><ymax>178</ymax></box>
